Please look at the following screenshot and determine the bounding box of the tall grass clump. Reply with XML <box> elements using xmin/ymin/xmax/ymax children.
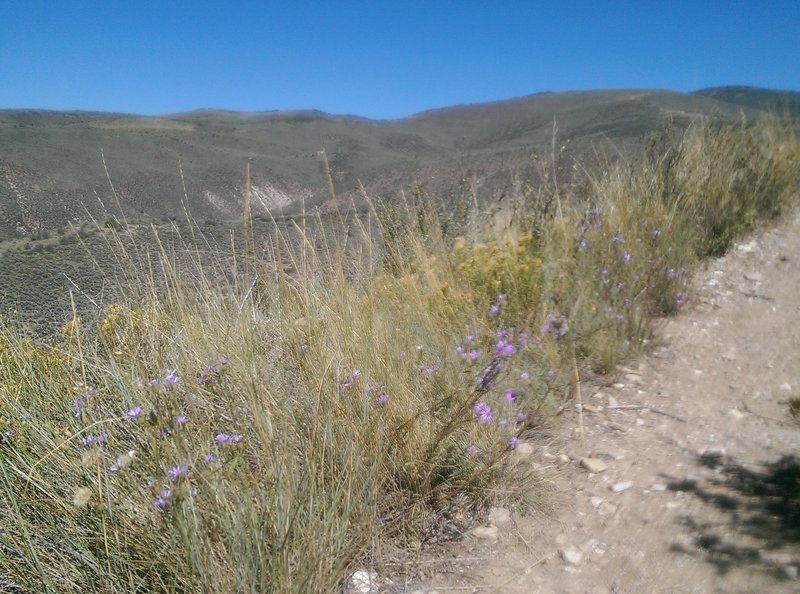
<box><xmin>0</xmin><ymin>118</ymin><xmax>797</xmax><ymax>592</ymax></box>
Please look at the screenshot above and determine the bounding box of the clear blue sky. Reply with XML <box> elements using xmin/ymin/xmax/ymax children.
<box><xmin>1</xmin><ymin>1</ymin><xmax>797</xmax><ymax>119</ymax></box>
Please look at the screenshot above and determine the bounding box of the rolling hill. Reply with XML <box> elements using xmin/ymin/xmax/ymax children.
<box><xmin>0</xmin><ymin>87</ymin><xmax>793</xmax><ymax>240</ymax></box>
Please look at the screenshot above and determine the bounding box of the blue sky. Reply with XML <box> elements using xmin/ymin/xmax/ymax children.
<box><xmin>1</xmin><ymin>1</ymin><xmax>797</xmax><ymax>119</ymax></box>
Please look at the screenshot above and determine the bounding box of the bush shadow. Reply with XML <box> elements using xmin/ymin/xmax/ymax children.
<box><xmin>664</xmin><ymin>453</ymin><xmax>800</xmax><ymax>580</ymax></box>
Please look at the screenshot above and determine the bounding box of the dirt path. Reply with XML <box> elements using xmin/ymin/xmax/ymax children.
<box><xmin>399</xmin><ymin>208</ymin><xmax>800</xmax><ymax>594</ymax></box>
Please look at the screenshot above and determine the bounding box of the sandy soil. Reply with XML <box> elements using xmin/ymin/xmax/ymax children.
<box><xmin>394</xmin><ymin>207</ymin><xmax>800</xmax><ymax>594</ymax></box>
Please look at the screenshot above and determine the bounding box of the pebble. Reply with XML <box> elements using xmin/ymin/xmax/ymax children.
<box><xmin>611</xmin><ymin>481</ymin><xmax>633</xmax><ymax>493</ymax></box>
<box><xmin>780</xmin><ymin>383</ymin><xmax>792</xmax><ymax>392</ymax></box>
<box><xmin>607</xmin><ymin>395</ymin><xmax>619</xmax><ymax>408</ymax></box>
<box><xmin>488</xmin><ymin>507</ymin><xmax>511</xmax><ymax>525</ymax></box>
<box><xmin>728</xmin><ymin>408</ymin><xmax>745</xmax><ymax>420</ymax></box>
<box><xmin>744</xmin><ymin>271</ymin><xmax>764</xmax><ymax>282</ymax></box>
<box><xmin>652</xmin><ymin>483</ymin><xmax>667</xmax><ymax>491</ymax></box>
<box><xmin>736</xmin><ymin>240</ymin><xmax>758</xmax><ymax>253</ymax></box>
<box><xmin>580</xmin><ymin>458</ymin><xmax>609</xmax><ymax>473</ymax></box>
<box><xmin>784</xmin><ymin>565</ymin><xmax>798</xmax><ymax>580</ymax></box>
<box><xmin>350</xmin><ymin>569</ymin><xmax>380</xmax><ymax>593</ymax></box>
<box><xmin>624</xmin><ymin>373</ymin><xmax>644</xmax><ymax>385</ymax></box>
<box><xmin>514</xmin><ymin>442</ymin><xmax>535</xmax><ymax>457</ymax></box>
<box><xmin>590</xmin><ymin>496</ymin><xmax>604</xmax><ymax>508</ymax></box>
<box><xmin>471</xmin><ymin>525</ymin><xmax>499</xmax><ymax>542</ymax></box>
<box><xmin>559</xmin><ymin>545</ymin><xmax>583</xmax><ymax>565</ymax></box>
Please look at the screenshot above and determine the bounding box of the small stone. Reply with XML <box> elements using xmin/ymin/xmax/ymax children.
<box><xmin>583</xmin><ymin>404</ymin><xmax>603</xmax><ymax>414</ymax></box>
<box><xmin>557</xmin><ymin>453</ymin><xmax>571</xmax><ymax>465</ymax></box>
<box><xmin>736</xmin><ymin>240</ymin><xmax>758</xmax><ymax>253</ymax></box>
<box><xmin>350</xmin><ymin>569</ymin><xmax>379</xmax><ymax>593</ymax></box>
<box><xmin>611</xmin><ymin>481</ymin><xmax>633</xmax><ymax>493</ymax></box>
<box><xmin>699</xmin><ymin>447</ymin><xmax>725</xmax><ymax>459</ymax></box>
<box><xmin>581</xmin><ymin>458</ymin><xmax>608</xmax><ymax>473</ymax></box>
<box><xmin>652</xmin><ymin>483</ymin><xmax>667</xmax><ymax>491</ymax></box>
<box><xmin>471</xmin><ymin>525</ymin><xmax>499</xmax><ymax>542</ymax></box>
<box><xmin>559</xmin><ymin>545</ymin><xmax>583</xmax><ymax>565</ymax></box>
<box><xmin>636</xmin><ymin>418</ymin><xmax>645</xmax><ymax>426</ymax></box>
<box><xmin>488</xmin><ymin>507</ymin><xmax>511</xmax><ymax>525</ymax></box>
<box><xmin>744</xmin><ymin>271</ymin><xmax>764</xmax><ymax>282</ymax></box>
<box><xmin>612</xmin><ymin>383</ymin><xmax>625</xmax><ymax>389</ymax></box>
<box><xmin>624</xmin><ymin>373</ymin><xmax>644</xmax><ymax>385</ymax></box>
<box><xmin>784</xmin><ymin>565</ymin><xmax>798</xmax><ymax>580</ymax></box>
<box><xmin>728</xmin><ymin>408</ymin><xmax>745</xmax><ymax>420</ymax></box>
<box><xmin>590</xmin><ymin>496</ymin><xmax>604</xmax><ymax>508</ymax></box>
<box><xmin>514</xmin><ymin>442</ymin><xmax>535</xmax><ymax>457</ymax></box>
<box><xmin>780</xmin><ymin>383</ymin><xmax>793</xmax><ymax>392</ymax></box>
<box><xmin>607</xmin><ymin>395</ymin><xmax>619</xmax><ymax>408</ymax></box>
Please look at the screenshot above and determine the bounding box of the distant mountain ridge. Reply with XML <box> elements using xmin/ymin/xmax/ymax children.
<box><xmin>0</xmin><ymin>86</ymin><xmax>795</xmax><ymax>240</ymax></box>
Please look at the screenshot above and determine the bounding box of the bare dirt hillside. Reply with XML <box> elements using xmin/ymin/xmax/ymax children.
<box><xmin>398</xmin><ymin>206</ymin><xmax>800</xmax><ymax>593</ymax></box>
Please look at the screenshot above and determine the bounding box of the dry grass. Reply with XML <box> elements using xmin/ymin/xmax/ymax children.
<box><xmin>0</xmin><ymin>118</ymin><xmax>797</xmax><ymax>592</ymax></box>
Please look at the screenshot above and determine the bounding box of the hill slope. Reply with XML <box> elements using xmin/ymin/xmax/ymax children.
<box><xmin>0</xmin><ymin>88</ymin><xmax>787</xmax><ymax>239</ymax></box>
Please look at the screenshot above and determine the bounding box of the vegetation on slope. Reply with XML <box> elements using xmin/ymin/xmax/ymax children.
<box><xmin>0</xmin><ymin>118</ymin><xmax>797</xmax><ymax>592</ymax></box>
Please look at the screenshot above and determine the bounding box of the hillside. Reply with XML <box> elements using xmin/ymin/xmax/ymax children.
<box><xmin>0</xmin><ymin>88</ymin><xmax>783</xmax><ymax>240</ymax></box>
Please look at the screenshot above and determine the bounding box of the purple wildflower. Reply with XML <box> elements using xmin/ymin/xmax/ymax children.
<box><xmin>504</xmin><ymin>388</ymin><xmax>518</xmax><ymax>403</ymax></box>
<box><xmin>215</xmin><ymin>433</ymin><xmax>243</xmax><ymax>444</ymax></box>
<box><xmin>473</xmin><ymin>401</ymin><xmax>494</xmax><ymax>424</ymax></box>
<box><xmin>494</xmin><ymin>339</ymin><xmax>516</xmax><ymax>359</ymax></box>
<box><xmin>167</xmin><ymin>465</ymin><xmax>190</xmax><ymax>482</ymax></box>
<box><xmin>203</xmin><ymin>453</ymin><xmax>217</xmax><ymax>464</ymax></box>
<box><xmin>622</xmin><ymin>250</ymin><xmax>632</xmax><ymax>264</ymax></box>
<box><xmin>499</xmin><ymin>419</ymin><xmax>509</xmax><ymax>428</ymax></box>
<box><xmin>154</xmin><ymin>496</ymin><xmax>170</xmax><ymax>509</ymax></box>
<box><xmin>477</xmin><ymin>362</ymin><xmax>501</xmax><ymax>391</ymax></box>
<box><xmin>546</xmin><ymin>369</ymin><xmax>557</xmax><ymax>381</ymax></box>
<box><xmin>675</xmin><ymin>292</ymin><xmax>686</xmax><ymax>307</ymax></box>
<box><xmin>154</xmin><ymin>487</ymin><xmax>172</xmax><ymax>509</ymax></box>
<box><xmin>516</xmin><ymin>412</ymin><xmax>528</xmax><ymax>425</ymax></box>
<box><xmin>163</xmin><ymin>368</ymin><xmax>179</xmax><ymax>387</ymax></box>
<box><xmin>81</xmin><ymin>433</ymin><xmax>108</xmax><ymax>447</ymax></box>
<box><xmin>127</xmin><ymin>406</ymin><xmax>143</xmax><ymax>420</ymax></box>
<box><xmin>466</xmin><ymin>444</ymin><xmax>480</xmax><ymax>457</ymax></box>
<box><xmin>489</xmin><ymin>304</ymin><xmax>501</xmax><ymax>316</ymax></box>
<box><xmin>174</xmin><ymin>414</ymin><xmax>190</xmax><ymax>426</ymax></box>
<box><xmin>542</xmin><ymin>313</ymin><xmax>568</xmax><ymax>340</ymax></box>
<box><xmin>466</xmin><ymin>349</ymin><xmax>482</xmax><ymax>362</ymax></box>
<box><xmin>72</xmin><ymin>399</ymin><xmax>83</xmax><ymax>417</ymax></box>
<box><xmin>351</xmin><ymin>369</ymin><xmax>362</xmax><ymax>379</ymax></box>
<box><xmin>519</xmin><ymin>371</ymin><xmax>530</xmax><ymax>382</ymax></box>
<box><xmin>508</xmin><ymin>436</ymin><xmax>522</xmax><ymax>449</ymax></box>
<box><xmin>376</xmin><ymin>393</ymin><xmax>389</xmax><ymax>406</ymax></box>
<box><xmin>498</xmin><ymin>294</ymin><xmax>507</xmax><ymax>302</ymax></box>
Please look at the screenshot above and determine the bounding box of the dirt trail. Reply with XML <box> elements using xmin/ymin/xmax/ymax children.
<box><xmin>403</xmin><ymin>207</ymin><xmax>800</xmax><ymax>594</ymax></box>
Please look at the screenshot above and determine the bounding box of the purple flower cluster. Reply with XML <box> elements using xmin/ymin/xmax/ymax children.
<box><xmin>167</xmin><ymin>465</ymin><xmax>190</xmax><ymax>482</ymax></box>
<box><xmin>197</xmin><ymin>357</ymin><xmax>230</xmax><ymax>386</ymax></box>
<box><xmin>473</xmin><ymin>401</ymin><xmax>494</xmax><ymax>424</ymax></box>
<box><xmin>542</xmin><ymin>313</ymin><xmax>569</xmax><ymax>340</ymax></box>
<box><xmin>71</xmin><ymin>387</ymin><xmax>97</xmax><ymax>418</ymax></box>
<box><xmin>126</xmin><ymin>406</ymin><xmax>143</xmax><ymax>421</ymax></box>
<box><xmin>81</xmin><ymin>433</ymin><xmax>108</xmax><ymax>447</ymax></box>
<box><xmin>214</xmin><ymin>433</ymin><xmax>243</xmax><ymax>444</ymax></box>
<box><xmin>154</xmin><ymin>487</ymin><xmax>172</xmax><ymax>509</ymax></box>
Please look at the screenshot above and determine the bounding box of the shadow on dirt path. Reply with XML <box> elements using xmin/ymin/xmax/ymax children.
<box><xmin>667</xmin><ymin>452</ymin><xmax>800</xmax><ymax>580</ymax></box>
